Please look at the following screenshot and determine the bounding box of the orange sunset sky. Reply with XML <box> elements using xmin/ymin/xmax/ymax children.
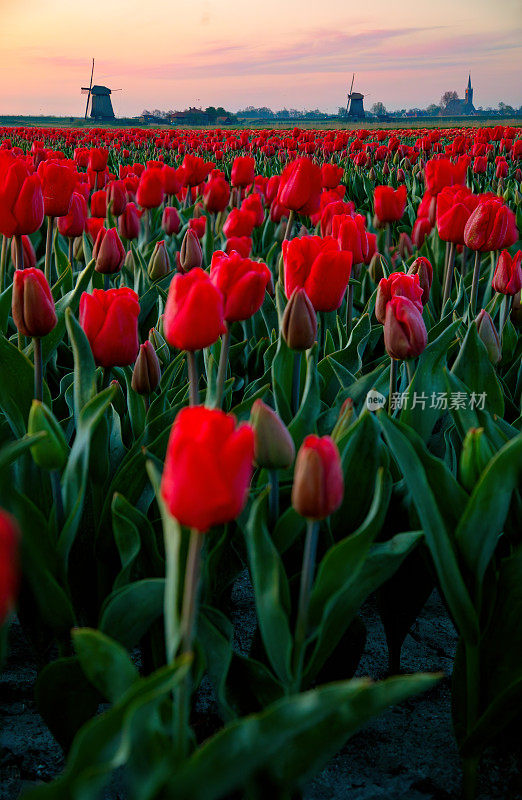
<box><xmin>1</xmin><ymin>0</ymin><xmax>521</xmax><ymax>116</ymax></box>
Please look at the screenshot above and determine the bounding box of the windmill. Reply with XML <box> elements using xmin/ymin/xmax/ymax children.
<box><xmin>347</xmin><ymin>74</ymin><xmax>365</xmax><ymax>119</ymax></box>
<box><xmin>81</xmin><ymin>60</ymin><xmax>121</xmax><ymax>120</ymax></box>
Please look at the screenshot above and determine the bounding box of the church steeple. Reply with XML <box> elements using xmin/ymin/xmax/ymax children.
<box><xmin>465</xmin><ymin>74</ymin><xmax>473</xmax><ymax>107</ymax></box>
<box><xmin>467</xmin><ymin>74</ymin><xmax>472</xmax><ymax>90</ymax></box>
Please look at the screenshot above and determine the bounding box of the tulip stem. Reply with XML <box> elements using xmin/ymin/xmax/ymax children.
<box><xmin>385</xmin><ymin>223</ymin><xmax>391</xmax><ymax>256</ymax></box>
<box><xmin>462</xmin><ymin>245</ymin><xmax>468</xmax><ymax>277</ymax></box>
<box><xmin>104</xmin><ymin>274</ymin><xmax>110</xmax><ymax>291</ymax></box>
<box><xmin>292</xmin><ymin>351</ymin><xmax>302</xmax><ymax>415</ymax></box>
<box><xmin>406</xmin><ymin>359</ymin><xmax>414</xmax><ymax>385</ymax></box>
<box><xmin>441</xmin><ymin>242</ymin><xmax>455</xmax><ymax>317</ymax></box>
<box><xmin>143</xmin><ymin>208</ymin><xmax>150</xmax><ymax>242</ymax></box>
<box><xmin>0</xmin><ymin>235</ymin><xmax>7</xmax><ymax>290</ymax></box>
<box><xmin>293</xmin><ymin>519</ymin><xmax>319</xmax><ymax>689</ymax></box>
<box><xmin>176</xmin><ymin>528</ymin><xmax>203</xmax><ymax>760</ymax></box>
<box><xmin>14</xmin><ymin>234</ymin><xmax>24</xmax><ymax>270</ymax></box>
<box><xmin>33</xmin><ymin>337</ymin><xmax>43</xmax><ymax>402</ymax></box>
<box><xmin>346</xmin><ymin>284</ymin><xmax>354</xmax><ymax>338</ymax></box>
<box><xmin>284</xmin><ymin>210</ymin><xmax>295</xmax><ymax>241</ymax></box>
<box><xmin>51</xmin><ymin>470</ymin><xmax>64</xmax><ymax>532</ymax></box>
<box><xmin>44</xmin><ymin>216</ymin><xmax>54</xmax><ymax>285</ymax></box>
<box><xmin>388</xmin><ymin>357</ymin><xmax>398</xmax><ymax>414</ymax></box>
<box><xmin>214</xmin><ymin>328</ymin><xmax>231</xmax><ymax>409</ymax></box>
<box><xmin>68</xmin><ymin>238</ymin><xmax>74</xmax><ymax>272</ymax></box>
<box><xmin>470</xmin><ymin>251</ymin><xmax>481</xmax><ymax>316</ymax></box>
<box><xmin>187</xmin><ymin>351</ymin><xmax>199</xmax><ymax>405</ymax></box>
<box><xmin>268</xmin><ymin>469</ymin><xmax>280</xmax><ymax>529</ymax></box>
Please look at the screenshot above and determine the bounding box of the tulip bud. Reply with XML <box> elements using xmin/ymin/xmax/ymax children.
<box><xmin>148</xmin><ymin>240</ymin><xmax>171</xmax><ymax>280</ymax></box>
<box><xmin>12</xmin><ymin>268</ymin><xmax>57</xmax><ymax>338</ymax></box>
<box><xmin>407</xmin><ymin>256</ymin><xmax>433</xmax><ymax>305</ymax></box>
<box><xmin>368</xmin><ymin>167</ymin><xmax>376</xmax><ymax>181</ymax></box>
<box><xmin>28</xmin><ymin>401</ymin><xmax>69</xmax><ymax>470</ymax></box>
<box><xmin>331</xmin><ymin>398</ymin><xmax>356</xmax><ymax>442</ymax></box>
<box><xmin>281</xmin><ymin>288</ymin><xmax>317</xmax><ymax>351</ymax></box>
<box><xmin>124</xmin><ymin>249</ymin><xmax>136</xmax><ymax>271</ymax></box>
<box><xmin>384</xmin><ymin>296</ymin><xmax>427</xmax><ymax>360</ymax></box>
<box><xmin>291</xmin><ymin>435</ymin><xmax>344</xmax><ymax>520</ymax></box>
<box><xmin>11</xmin><ymin>235</ymin><xmax>36</xmax><ymax>269</ymax></box>
<box><xmin>162</xmin><ymin>206</ymin><xmax>181</xmax><ymax>236</ymax></box>
<box><xmin>396</xmin><ymin>168</ymin><xmax>405</xmax><ymax>183</ymax></box>
<box><xmin>131</xmin><ymin>341</ymin><xmax>162</xmax><ymax>396</ymax></box>
<box><xmin>368</xmin><ymin>252</ymin><xmax>387</xmax><ymax>282</ymax></box>
<box><xmin>149</xmin><ymin>327</ymin><xmax>170</xmax><ymax>367</ymax></box>
<box><xmin>179</xmin><ymin>228</ymin><xmax>203</xmax><ymax>272</ymax></box>
<box><xmin>249</xmin><ymin>399</ymin><xmax>295</xmax><ymax>470</ymax></box>
<box><xmin>475</xmin><ymin>310</ymin><xmax>501</xmax><ymax>364</ymax></box>
<box><xmin>459</xmin><ymin>428</ymin><xmax>494</xmax><ymax>493</ymax></box>
<box><xmin>73</xmin><ymin>236</ymin><xmax>84</xmax><ymax>262</ymax></box>
<box><xmin>94</xmin><ymin>228</ymin><xmax>125</xmax><ymax>275</ymax></box>
<box><xmin>398</xmin><ymin>232</ymin><xmax>413</xmax><ymax>259</ymax></box>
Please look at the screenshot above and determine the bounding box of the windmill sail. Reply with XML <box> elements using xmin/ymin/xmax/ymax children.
<box><xmin>83</xmin><ymin>59</ymin><xmax>95</xmax><ymax>119</ymax></box>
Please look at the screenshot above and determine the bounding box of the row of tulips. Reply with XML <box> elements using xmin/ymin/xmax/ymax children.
<box><xmin>0</xmin><ymin>123</ymin><xmax>521</xmax><ymax>800</ymax></box>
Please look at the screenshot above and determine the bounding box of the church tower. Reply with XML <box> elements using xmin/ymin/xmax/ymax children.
<box><xmin>465</xmin><ymin>74</ymin><xmax>473</xmax><ymax>108</ymax></box>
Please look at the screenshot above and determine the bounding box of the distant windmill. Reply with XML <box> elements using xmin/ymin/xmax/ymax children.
<box><xmin>81</xmin><ymin>59</ymin><xmax>121</xmax><ymax>120</ymax></box>
<box><xmin>347</xmin><ymin>74</ymin><xmax>365</xmax><ymax>119</ymax></box>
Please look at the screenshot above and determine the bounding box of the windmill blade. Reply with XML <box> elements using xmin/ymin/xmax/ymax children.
<box><xmin>84</xmin><ymin>58</ymin><xmax>95</xmax><ymax>120</ymax></box>
<box><xmin>349</xmin><ymin>73</ymin><xmax>355</xmax><ymax>97</ymax></box>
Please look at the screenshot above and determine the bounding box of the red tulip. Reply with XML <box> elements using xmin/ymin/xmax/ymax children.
<box><xmin>384</xmin><ymin>296</ymin><xmax>427</xmax><ymax>360</ymax></box>
<box><xmin>162</xmin><ymin>206</ymin><xmax>181</xmax><ymax>235</ymax></box>
<box><xmin>179</xmin><ymin>155</ymin><xmax>213</xmax><ymax>187</ymax></box>
<box><xmin>492</xmin><ymin>250</ymin><xmax>522</xmax><ymax>295</ymax></box>
<box><xmin>37</xmin><ymin>160</ymin><xmax>76</xmax><ymax>217</ymax></box>
<box><xmin>91</xmin><ymin>189</ymin><xmax>107</xmax><ymax>219</ymax></box>
<box><xmin>407</xmin><ymin>257</ymin><xmax>433</xmax><ymax>305</ymax></box>
<box><xmin>277</xmin><ymin>157</ymin><xmax>322</xmax><ymax>215</ymax></box>
<box><xmin>12</xmin><ymin>268</ymin><xmax>56</xmax><ymax>338</ymax></box>
<box><xmin>411</xmin><ymin>217</ymin><xmax>432</xmax><ymax>248</ymax></box>
<box><xmin>118</xmin><ymin>202</ymin><xmax>141</xmax><ymax>240</ymax></box>
<box><xmin>136</xmin><ymin>168</ymin><xmax>165</xmax><ymax>209</ymax></box>
<box><xmin>424</xmin><ymin>158</ymin><xmax>467</xmax><ymax>195</ymax></box>
<box><xmin>241</xmin><ymin>193</ymin><xmax>264</xmax><ymax>227</ymax></box>
<box><xmin>93</xmin><ymin>228</ymin><xmax>125</xmax><ymax>275</ymax></box>
<box><xmin>222</xmin><ymin>208</ymin><xmax>256</xmax><ymax>239</ymax></box>
<box><xmin>292</xmin><ymin>435</ymin><xmax>344</xmax><ymax>520</ymax></box>
<box><xmin>80</xmin><ymin>288</ymin><xmax>140</xmax><ymax>367</ymax></box>
<box><xmin>188</xmin><ymin>216</ymin><xmax>206</xmax><ymax>240</ymax></box>
<box><xmin>88</xmin><ymin>148</ymin><xmax>109</xmax><ymax>173</ymax></box>
<box><xmin>210</xmin><ymin>250</ymin><xmax>271</xmax><ymax>322</ymax></box>
<box><xmin>231</xmin><ymin>156</ymin><xmax>255</xmax><ymax>188</ymax></box>
<box><xmin>464</xmin><ymin>198</ymin><xmax>518</xmax><ymax>252</ymax></box>
<box><xmin>160</xmin><ymin>405</ymin><xmax>254</xmax><ymax>532</ymax></box>
<box><xmin>0</xmin><ymin>152</ymin><xmax>44</xmax><ymax>237</ymax></box>
<box><xmin>163</xmin><ymin>268</ymin><xmax>225</xmax><ymax>351</ymax></box>
<box><xmin>374</xmin><ymin>185</ymin><xmax>407</xmax><ymax>224</ymax></box>
<box><xmin>0</xmin><ymin>510</ymin><xmax>19</xmax><ymax>624</ymax></box>
<box><xmin>10</xmin><ymin>234</ymin><xmax>36</xmax><ymax>269</ymax></box>
<box><xmin>375</xmin><ymin>272</ymin><xmax>424</xmax><ymax>323</ymax></box>
<box><xmin>203</xmin><ymin>176</ymin><xmax>230</xmax><ymax>213</ymax></box>
<box><xmin>225</xmin><ymin>236</ymin><xmax>252</xmax><ymax>257</ymax></box>
<box><xmin>332</xmin><ymin>213</ymin><xmax>369</xmax><ymax>265</ymax></box>
<box><xmin>283</xmin><ymin>235</ymin><xmax>352</xmax><ymax>312</ymax></box>
<box><xmin>57</xmin><ymin>191</ymin><xmax>88</xmax><ymax>238</ymax></box>
<box><xmin>321</xmin><ymin>163</ymin><xmax>344</xmax><ymax>189</ymax></box>
<box><xmin>107</xmin><ymin>180</ymin><xmax>127</xmax><ymax>216</ymax></box>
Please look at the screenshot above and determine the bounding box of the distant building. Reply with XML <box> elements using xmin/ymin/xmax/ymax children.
<box><xmin>441</xmin><ymin>76</ymin><xmax>476</xmax><ymax>116</ymax></box>
<box><xmin>168</xmin><ymin>108</ymin><xmax>209</xmax><ymax>125</ymax></box>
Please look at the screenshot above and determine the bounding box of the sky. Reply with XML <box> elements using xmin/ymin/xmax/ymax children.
<box><xmin>0</xmin><ymin>0</ymin><xmax>521</xmax><ymax>116</ymax></box>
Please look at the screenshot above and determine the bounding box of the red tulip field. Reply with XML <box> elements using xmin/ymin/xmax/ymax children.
<box><xmin>0</xmin><ymin>123</ymin><xmax>521</xmax><ymax>800</ymax></box>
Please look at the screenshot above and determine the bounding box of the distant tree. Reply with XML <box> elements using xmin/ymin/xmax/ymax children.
<box><xmin>498</xmin><ymin>101</ymin><xmax>514</xmax><ymax>114</ymax></box>
<box><xmin>440</xmin><ymin>91</ymin><xmax>459</xmax><ymax>108</ymax></box>
<box><xmin>426</xmin><ymin>103</ymin><xmax>440</xmax><ymax>115</ymax></box>
<box><xmin>338</xmin><ymin>106</ymin><xmax>348</xmax><ymax>117</ymax></box>
<box><xmin>371</xmin><ymin>102</ymin><xmax>387</xmax><ymax>116</ymax></box>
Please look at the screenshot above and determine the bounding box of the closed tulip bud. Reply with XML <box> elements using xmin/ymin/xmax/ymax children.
<box><xmin>28</xmin><ymin>400</ymin><xmax>69</xmax><ymax>470</ymax></box>
<box><xmin>124</xmin><ymin>249</ymin><xmax>136</xmax><ymax>271</ymax></box>
<box><xmin>369</xmin><ymin>252</ymin><xmax>387</xmax><ymax>282</ymax></box>
<box><xmin>459</xmin><ymin>428</ymin><xmax>494</xmax><ymax>493</ymax></box>
<box><xmin>291</xmin><ymin>435</ymin><xmax>344</xmax><ymax>520</ymax></box>
<box><xmin>398</xmin><ymin>232</ymin><xmax>413</xmax><ymax>259</ymax></box>
<box><xmin>10</xmin><ymin>235</ymin><xmax>36</xmax><ymax>269</ymax></box>
<box><xmin>368</xmin><ymin>167</ymin><xmax>376</xmax><ymax>181</ymax></box>
<box><xmin>131</xmin><ymin>341</ymin><xmax>162</xmax><ymax>396</ymax></box>
<box><xmin>475</xmin><ymin>310</ymin><xmax>501</xmax><ymax>364</ymax></box>
<box><xmin>249</xmin><ymin>399</ymin><xmax>295</xmax><ymax>469</ymax></box>
<box><xmin>73</xmin><ymin>236</ymin><xmax>84</xmax><ymax>262</ymax></box>
<box><xmin>148</xmin><ymin>240</ymin><xmax>171</xmax><ymax>280</ymax></box>
<box><xmin>179</xmin><ymin>228</ymin><xmax>203</xmax><ymax>272</ymax></box>
<box><xmin>384</xmin><ymin>296</ymin><xmax>427</xmax><ymax>360</ymax></box>
<box><xmin>12</xmin><ymin>268</ymin><xmax>57</xmax><ymax>338</ymax></box>
<box><xmin>396</xmin><ymin>168</ymin><xmax>405</xmax><ymax>183</ymax></box>
<box><xmin>331</xmin><ymin>398</ymin><xmax>356</xmax><ymax>442</ymax></box>
<box><xmin>149</xmin><ymin>326</ymin><xmax>170</xmax><ymax>367</ymax></box>
<box><xmin>94</xmin><ymin>228</ymin><xmax>125</xmax><ymax>275</ymax></box>
<box><xmin>281</xmin><ymin>288</ymin><xmax>317</xmax><ymax>351</ymax></box>
<box><xmin>492</xmin><ymin>250</ymin><xmax>522</xmax><ymax>296</ymax></box>
<box><xmin>106</xmin><ymin>180</ymin><xmax>127</xmax><ymax>217</ymax></box>
<box><xmin>407</xmin><ymin>256</ymin><xmax>433</xmax><ymax>305</ymax></box>
<box><xmin>118</xmin><ymin>202</ymin><xmax>141</xmax><ymax>241</ymax></box>
<box><xmin>162</xmin><ymin>206</ymin><xmax>181</xmax><ymax>236</ymax></box>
